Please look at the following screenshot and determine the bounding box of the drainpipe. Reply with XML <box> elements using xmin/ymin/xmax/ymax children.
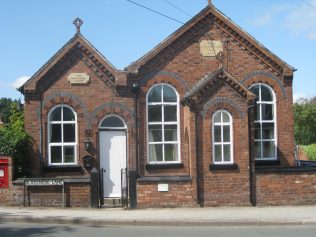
<box><xmin>40</xmin><ymin>94</ymin><xmax>43</xmax><ymax>176</ymax></box>
<box><xmin>131</xmin><ymin>82</ymin><xmax>140</xmax><ymax>209</ymax></box>
<box><xmin>248</xmin><ymin>100</ymin><xmax>257</xmax><ymax>206</ymax></box>
<box><xmin>194</xmin><ymin>108</ymin><xmax>201</xmax><ymax>206</ymax></box>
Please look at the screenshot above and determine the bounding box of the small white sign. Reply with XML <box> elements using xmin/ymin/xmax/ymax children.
<box><xmin>158</xmin><ymin>183</ymin><xmax>168</xmax><ymax>192</ymax></box>
<box><xmin>25</xmin><ymin>179</ymin><xmax>64</xmax><ymax>186</ymax></box>
<box><xmin>68</xmin><ymin>73</ymin><xmax>90</xmax><ymax>84</ymax></box>
<box><xmin>0</xmin><ymin>170</ymin><xmax>4</xmax><ymax>177</ymax></box>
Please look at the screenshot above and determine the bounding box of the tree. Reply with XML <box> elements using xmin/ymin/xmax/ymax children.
<box><xmin>0</xmin><ymin>102</ymin><xmax>30</xmax><ymax>178</ymax></box>
<box><xmin>0</xmin><ymin>97</ymin><xmax>22</xmax><ymax>124</ymax></box>
<box><xmin>294</xmin><ymin>100</ymin><xmax>316</xmax><ymax>145</ymax></box>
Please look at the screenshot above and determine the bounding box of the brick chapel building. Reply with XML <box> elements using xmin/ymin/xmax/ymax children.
<box><xmin>20</xmin><ymin>2</ymin><xmax>296</xmax><ymax>208</ymax></box>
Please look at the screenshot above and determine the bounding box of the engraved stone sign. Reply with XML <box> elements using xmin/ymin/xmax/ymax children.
<box><xmin>68</xmin><ymin>73</ymin><xmax>90</xmax><ymax>84</ymax></box>
<box><xmin>200</xmin><ymin>40</ymin><xmax>223</xmax><ymax>57</ymax></box>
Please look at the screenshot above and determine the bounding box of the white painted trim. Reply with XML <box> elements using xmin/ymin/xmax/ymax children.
<box><xmin>98</xmin><ymin>114</ymin><xmax>127</xmax><ymax>129</ymax></box>
<box><xmin>47</xmin><ymin>105</ymin><xmax>78</xmax><ymax>166</ymax></box>
<box><xmin>250</xmin><ymin>83</ymin><xmax>277</xmax><ymax>160</ymax></box>
<box><xmin>146</xmin><ymin>83</ymin><xmax>181</xmax><ymax>164</ymax></box>
<box><xmin>212</xmin><ymin>110</ymin><xmax>234</xmax><ymax>164</ymax></box>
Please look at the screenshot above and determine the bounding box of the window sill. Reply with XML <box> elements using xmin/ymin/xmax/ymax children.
<box><xmin>255</xmin><ymin>160</ymin><xmax>280</xmax><ymax>166</ymax></box>
<box><xmin>145</xmin><ymin>163</ymin><xmax>184</xmax><ymax>170</ymax></box>
<box><xmin>43</xmin><ymin>166</ymin><xmax>82</xmax><ymax>173</ymax></box>
<box><xmin>209</xmin><ymin>164</ymin><xmax>239</xmax><ymax>171</ymax></box>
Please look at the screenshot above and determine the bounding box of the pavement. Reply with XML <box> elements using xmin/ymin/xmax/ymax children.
<box><xmin>1</xmin><ymin>205</ymin><xmax>316</xmax><ymax>227</ymax></box>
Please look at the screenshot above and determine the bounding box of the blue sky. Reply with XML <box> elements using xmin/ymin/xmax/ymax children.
<box><xmin>0</xmin><ymin>0</ymin><xmax>315</xmax><ymax>102</ymax></box>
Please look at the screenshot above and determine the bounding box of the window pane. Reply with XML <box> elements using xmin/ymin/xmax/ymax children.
<box><xmin>148</xmin><ymin>85</ymin><xmax>162</xmax><ymax>103</ymax></box>
<box><xmin>254</xmin><ymin>123</ymin><xmax>261</xmax><ymax>139</ymax></box>
<box><xmin>254</xmin><ymin>105</ymin><xmax>259</xmax><ymax>121</ymax></box>
<box><xmin>222</xmin><ymin>112</ymin><xmax>230</xmax><ymax>123</ymax></box>
<box><xmin>214</xmin><ymin>145</ymin><xmax>222</xmax><ymax>162</ymax></box>
<box><xmin>164</xmin><ymin>106</ymin><xmax>177</xmax><ymax>122</ymax></box>
<box><xmin>261</xmin><ymin>86</ymin><xmax>273</xmax><ymax>102</ymax></box>
<box><xmin>101</xmin><ymin>116</ymin><xmax>124</xmax><ymax>128</ymax></box>
<box><xmin>64</xmin><ymin>146</ymin><xmax>75</xmax><ymax>163</ymax></box>
<box><xmin>214</xmin><ymin>126</ymin><xmax>221</xmax><ymax>142</ymax></box>
<box><xmin>262</xmin><ymin>123</ymin><xmax>274</xmax><ymax>139</ymax></box>
<box><xmin>63</xmin><ymin>107</ymin><xmax>75</xmax><ymax>121</ymax></box>
<box><xmin>214</xmin><ymin>113</ymin><xmax>221</xmax><ymax>123</ymax></box>
<box><xmin>148</xmin><ymin>125</ymin><xmax>162</xmax><ymax>142</ymax></box>
<box><xmin>148</xmin><ymin>105</ymin><xmax>162</xmax><ymax>122</ymax></box>
<box><xmin>263</xmin><ymin>141</ymin><xmax>275</xmax><ymax>158</ymax></box>
<box><xmin>255</xmin><ymin>142</ymin><xmax>261</xmax><ymax>159</ymax></box>
<box><xmin>223</xmin><ymin>125</ymin><xmax>230</xmax><ymax>142</ymax></box>
<box><xmin>64</xmin><ymin>124</ymin><xmax>75</xmax><ymax>142</ymax></box>
<box><xmin>51</xmin><ymin>146</ymin><xmax>62</xmax><ymax>163</ymax></box>
<box><xmin>164</xmin><ymin>144</ymin><xmax>178</xmax><ymax>161</ymax></box>
<box><xmin>262</xmin><ymin>104</ymin><xmax>273</xmax><ymax>120</ymax></box>
<box><xmin>50</xmin><ymin>107</ymin><xmax>61</xmax><ymax>121</ymax></box>
<box><xmin>149</xmin><ymin>144</ymin><xmax>163</xmax><ymax>162</ymax></box>
<box><xmin>163</xmin><ymin>85</ymin><xmax>177</xmax><ymax>102</ymax></box>
<box><xmin>250</xmin><ymin>85</ymin><xmax>260</xmax><ymax>97</ymax></box>
<box><xmin>50</xmin><ymin>124</ymin><xmax>61</xmax><ymax>142</ymax></box>
<box><xmin>223</xmin><ymin>144</ymin><xmax>231</xmax><ymax>162</ymax></box>
<box><xmin>164</xmin><ymin>125</ymin><xmax>177</xmax><ymax>141</ymax></box>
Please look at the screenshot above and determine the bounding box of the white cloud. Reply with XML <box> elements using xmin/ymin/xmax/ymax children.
<box><xmin>283</xmin><ymin>0</ymin><xmax>316</xmax><ymax>40</ymax></box>
<box><xmin>252</xmin><ymin>3</ymin><xmax>292</xmax><ymax>27</ymax></box>
<box><xmin>12</xmin><ymin>76</ymin><xmax>30</xmax><ymax>89</ymax></box>
<box><xmin>252</xmin><ymin>0</ymin><xmax>316</xmax><ymax>40</ymax></box>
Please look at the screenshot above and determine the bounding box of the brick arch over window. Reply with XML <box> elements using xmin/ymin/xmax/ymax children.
<box><xmin>39</xmin><ymin>92</ymin><xmax>90</xmax><ymax>128</ymax></box>
<box><xmin>201</xmin><ymin>97</ymin><xmax>245</xmax><ymax>120</ymax></box>
<box><xmin>139</xmin><ymin>70</ymin><xmax>189</xmax><ymax>94</ymax></box>
<box><xmin>241</xmin><ymin>71</ymin><xmax>287</xmax><ymax>99</ymax></box>
<box><xmin>91</xmin><ymin>102</ymin><xmax>136</xmax><ymax>129</ymax></box>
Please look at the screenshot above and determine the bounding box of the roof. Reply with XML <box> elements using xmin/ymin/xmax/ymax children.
<box><xmin>184</xmin><ymin>67</ymin><xmax>256</xmax><ymax>103</ymax></box>
<box><xmin>127</xmin><ymin>4</ymin><xmax>294</xmax><ymax>76</ymax></box>
<box><xmin>20</xmin><ymin>32</ymin><xmax>118</xmax><ymax>93</ymax></box>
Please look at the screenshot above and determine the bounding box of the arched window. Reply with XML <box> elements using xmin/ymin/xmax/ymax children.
<box><xmin>147</xmin><ymin>84</ymin><xmax>180</xmax><ymax>163</ymax></box>
<box><xmin>250</xmin><ymin>84</ymin><xmax>277</xmax><ymax>160</ymax></box>
<box><xmin>99</xmin><ymin>115</ymin><xmax>126</xmax><ymax>129</ymax></box>
<box><xmin>48</xmin><ymin>105</ymin><xmax>77</xmax><ymax>165</ymax></box>
<box><xmin>212</xmin><ymin>110</ymin><xmax>233</xmax><ymax>164</ymax></box>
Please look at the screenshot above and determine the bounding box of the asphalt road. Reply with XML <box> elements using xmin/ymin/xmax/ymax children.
<box><xmin>1</xmin><ymin>222</ymin><xmax>316</xmax><ymax>237</ymax></box>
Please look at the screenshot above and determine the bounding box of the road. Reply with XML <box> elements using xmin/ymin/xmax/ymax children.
<box><xmin>0</xmin><ymin>222</ymin><xmax>316</xmax><ymax>237</ymax></box>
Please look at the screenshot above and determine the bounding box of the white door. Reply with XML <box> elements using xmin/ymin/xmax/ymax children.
<box><xmin>99</xmin><ymin>131</ymin><xmax>126</xmax><ymax>198</ymax></box>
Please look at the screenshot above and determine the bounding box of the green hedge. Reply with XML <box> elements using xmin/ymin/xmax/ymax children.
<box><xmin>302</xmin><ymin>144</ymin><xmax>316</xmax><ymax>161</ymax></box>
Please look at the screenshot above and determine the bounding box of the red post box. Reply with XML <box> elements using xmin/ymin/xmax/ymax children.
<box><xmin>0</xmin><ymin>159</ymin><xmax>8</xmax><ymax>188</ymax></box>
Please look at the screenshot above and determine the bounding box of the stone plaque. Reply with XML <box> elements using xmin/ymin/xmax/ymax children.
<box><xmin>158</xmin><ymin>183</ymin><xmax>168</xmax><ymax>192</ymax></box>
<box><xmin>68</xmin><ymin>73</ymin><xmax>90</xmax><ymax>84</ymax></box>
<box><xmin>200</xmin><ymin>40</ymin><xmax>223</xmax><ymax>57</ymax></box>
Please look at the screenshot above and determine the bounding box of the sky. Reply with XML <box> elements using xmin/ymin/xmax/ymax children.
<box><xmin>0</xmin><ymin>0</ymin><xmax>316</xmax><ymax>102</ymax></box>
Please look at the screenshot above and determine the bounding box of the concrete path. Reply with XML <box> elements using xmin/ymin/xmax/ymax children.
<box><xmin>1</xmin><ymin>206</ymin><xmax>316</xmax><ymax>226</ymax></box>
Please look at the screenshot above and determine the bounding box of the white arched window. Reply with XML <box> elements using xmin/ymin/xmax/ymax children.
<box><xmin>250</xmin><ymin>84</ymin><xmax>277</xmax><ymax>160</ymax></box>
<box><xmin>212</xmin><ymin>110</ymin><xmax>233</xmax><ymax>164</ymax></box>
<box><xmin>147</xmin><ymin>84</ymin><xmax>180</xmax><ymax>163</ymax></box>
<box><xmin>48</xmin><ymin>105</ymin><xmax>77</xmax><ymax>165</ymax></box>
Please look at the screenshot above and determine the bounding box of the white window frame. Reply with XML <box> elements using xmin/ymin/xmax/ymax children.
<box><xmin>99</xmin><ymin>114</ymin><xmax>127</xmax><ymax>130</ymax></box>
<box><xmin>212</xmin><ymin>110</ymin><xmax>233</xmax><ymax>164</ymax></box>
<box><xmin>250</xmin><ymin>83</ymin><xmax>277</xmax><ymax>160</ymax></box>
<box><xmin>146</xmin><ymin>83</ymin><xmax>181</xmax><ymax>164</ymax></box>
<box><xmin>48</xmin><ymin>105</ymin><xmax>78</xmax><ymax>166</ymax></box>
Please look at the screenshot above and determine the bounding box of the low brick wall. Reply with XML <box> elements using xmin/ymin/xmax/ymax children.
<box><xmin>256</xmin><ymin>167</ymin><xmax>316</xmax><ymax>205</ymax></box>
<box><xmin>137</xmin><ymin>178</ymin><xmax>197</xmax><ymax>208</ymax></box>
<box><xmin>0</xmin><ymin>155</ymin><xmax>91</xmax><ymax>207</ymax></box>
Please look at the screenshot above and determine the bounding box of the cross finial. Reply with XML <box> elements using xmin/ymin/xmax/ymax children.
<box><xmin>208</xmin><ymin>0</ymin><xmax>213</xmax><ymax>6</ymax></box>
<box><xmin>73</xmin><ymin>17</ymin><xmax>83</xmax><ymax>33</ymax></box>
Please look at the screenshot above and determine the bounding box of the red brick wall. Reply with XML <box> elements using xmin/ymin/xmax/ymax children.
<box><xmin>256</xmin><ymin>171</ymin><xmax>316</xmax><ymax>205</ymax></box>
<box><xmin>137</xmin><ymin>181</ymin><xmax>197</xmax><ymax>208</ymax></box>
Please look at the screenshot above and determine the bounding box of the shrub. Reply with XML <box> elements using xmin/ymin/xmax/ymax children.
<box><xmin>0</xmin><ymin>102</ymin><xmax>31</xmax><ymax>178</ymax></box>
<box><xmin>302</xmin><ymin>144</ymin><xmax>316</xmax><ymax>161</ymax></box>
